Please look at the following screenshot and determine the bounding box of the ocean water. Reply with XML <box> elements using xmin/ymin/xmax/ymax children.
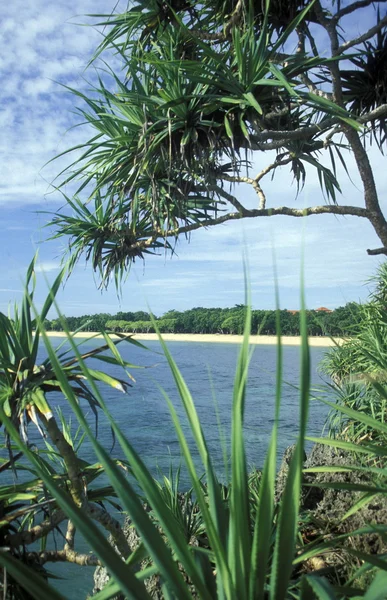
<box><xmin>33</xmin><ymin>339</ymin><xmax>332</xmax><ymax>598</ymax></box>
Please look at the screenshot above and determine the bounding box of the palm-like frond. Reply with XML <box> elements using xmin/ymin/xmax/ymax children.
<box><xmin>341</xmin><ymin>23</ymin><xmax>387</xmax><ymax>150</ymax></box>
<box><xmin>48</xmin><ymin>0</ymin><xmax>370</xmax><ymax>280</ymax></box>
<box><xmin>0</xmin><ymin>256</ymin><xmax>141</xmax><ymax>436</ymax></box>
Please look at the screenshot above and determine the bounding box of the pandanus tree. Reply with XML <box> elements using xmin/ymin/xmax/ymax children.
<box><xmin>50</xmin><ymin>0</ymin><xmax>387</xmax><ymax>287</ymax></box>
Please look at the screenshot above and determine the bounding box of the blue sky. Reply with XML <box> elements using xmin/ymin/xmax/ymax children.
<box><xmin>0</xmin><ymin>0</ymin><xmax>385</xmax><ymax>317</ymax></box>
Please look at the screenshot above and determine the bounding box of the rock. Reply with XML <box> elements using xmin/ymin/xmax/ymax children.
<box><xmin>92</xmin><ymin>494</ymin><xmax>201</xmax><ymax>599</ymax></box>
<box><xmin>302</xmin><ymin>443</ymin><xmax>387</xmax><ymax>555</ymax></box>
<box><xmin>275</xmin><ymin>444</ymin><xmax>306</xmax><ymax>503</ymax></box>
<box><xmin>92</xmin><ymin>517</ymin><xmax>161</xmax><ymax>600</ymax></box>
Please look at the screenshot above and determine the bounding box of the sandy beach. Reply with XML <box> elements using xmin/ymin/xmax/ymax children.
<box><xmin>45</xmin><ymin>332</ymin><xmax>342</xmax><ymax>347</ymax></box>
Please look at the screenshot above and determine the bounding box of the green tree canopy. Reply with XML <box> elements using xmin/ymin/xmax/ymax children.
<box><xmin>51</xmin><ymin>0</ymin><xmax>387</xmax><ymax>286</ymax></box>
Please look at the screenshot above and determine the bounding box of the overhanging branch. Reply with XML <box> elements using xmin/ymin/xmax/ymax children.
<box><xmin>159</xmin><ymin>204</ymin><xmax>369</xmax><ymax>238</ymax></box>
<box><xmin>367</xmin><ymin>247</ymin><xmax>387</xmax><ymax>256</ymax></box>
<box><xmin>334</xmin><ymin>0</ymin><xmax>387</xmax><ymax>21</ymax></box>
<box><xmin>336</xmin><ymin>16</ymin><xmax>387</xmax><ymax>55</ymax></box>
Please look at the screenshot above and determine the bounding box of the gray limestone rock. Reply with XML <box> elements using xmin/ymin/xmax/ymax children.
<box><xmin>302</xmin><ymin>443</ymin><xmax>387</xmax><ymax>555</ymax></box>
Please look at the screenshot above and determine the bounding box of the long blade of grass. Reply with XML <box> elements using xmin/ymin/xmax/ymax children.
<box><xmin>270</xmin><ymin>260</ymin><xmax>310</xmax><ymax>600</ymax></box>
<box><xmin>0</xmin><ymin>552</ymin><xmax>66</xmax><ymax>600</ymax></box>
<box><xmin>229</xmin><ymin>277</ymin><xmax>252</xmax><ymax>597</ymax></box>
<box><xmin>153</xmin><ymin>316</ymin><xmax>231</xmax><ymax>571</ymax></box>
<box><xmin>250</xmin><ymin>257</ymin><xmax>283</xmax><ymax>600</ymax></box>
<box><xmin>34</xmin><ymin>303</ymin><xmax>210</xmax><ymax>600</ymax></box>
<box><xmin>0</xmin><ymin>407</ymin><xmax>151</xmax><ymax>600</ymax></box>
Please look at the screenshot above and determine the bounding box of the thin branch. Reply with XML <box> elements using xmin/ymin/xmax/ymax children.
<box><xmin>314</xmin><ymin>1</ymin><xmax>344</xmax><ymax>106</ymax></box>
<box><xmin>161</xmin><ymin>204</ymin><xmax>369</xmax><ymax>237</ymax></box>
<box><xmin>218</xmin><ymin>174</ymin><xmax>267</xmax><ymax>209</ymax></box>
<box><xmin>334</xmin><ymin>0</ymin><xmax>386</xmax><ymax>21</ymax></box>
<box><xmin>304</xmin><ymin>24</ymin><xmax>319</xmax><ymax>57</ymax></box>
<box><xmin>324</xmin><ymin>125</ymin><xmax>343</xmax><ymax>147</ymax></box>
<box><xmin>26</xmin><ymin>549</ymin><xmax>101</xmax><ymax>567</ymax></box>
<box><xmin>190</xmin><ymin>0</ymin><xmax>244</xmax><ymax>43</ymax></box>
<box><xmin>210</xmin><ymin>181</ymin><xmax>249</xmax><ymax>214</ymax></box>
<box><xmin>255</xmin><ymin>183</ymin><xmax>266</xmax><ymax>209</ymax></box>
<box><xmin>64</xmin><ymin>520</ymin><xmax>76</xmax><ymax>552</ymax></box>
<box><xmin>336</xmin><ymin>16</ymin><xmax>387</xmax><ymax>55</ymax></box>
<box><xmin>255</xmin><ymin>157</ymin><xmax>293</xmax><ymax>183</ymax></box>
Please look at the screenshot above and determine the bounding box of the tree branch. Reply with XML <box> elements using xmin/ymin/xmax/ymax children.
<box><xmin>314</xmin><ymin>1</ymin><xmax>344</xmax><ymax>106</ymax></box>
<box><xmin>344</xmin><ymin>127</ymin><xmax>387</xmax><ymax>247</ymax></box>
<box><xmin>254</xmin><ymin>157</ymin><xmax>293</xmax><ymax>183</ymax></box>
<box><xmin>7</xmin><ymin>510</ymin><xmax>66</xmax><ymax>547</ymax></box>
<box><xmin>64</xmin><ymin>520</ymin><xmax>76</xmax><ymax>552</ymax></box>
<box><xmin>359</xmin><ymin>104</ymin><xmax>387</xmax><ymax>124</ymax></box>
<box><xmin>161</xmin><ymin>204</ymin><xmax>369</xmax><ymax>237</ymax></box>
<box><xmin>336</xmin><ymin>16</ymin><xmax>387</xmax><ymax>55</ymax></box>
<box><xmin>41</xmin><ymin>414</ymin><xmax>85</xmax><ymax>507</ymax></box>
<box><xmin>87</xmin><ymin>503</ymin><xmax>131</xmax><ymax>559</ymax></box>
<box><xmin>300</xmin><ymin>73</ymin><xmax>333</xmax><ymax>100</ymax></box>
<box><xmin>190</xmin><ymin>0</ymin><xmax>244</xmax><ymax>42</ymax></box>
<box><xmin>367</xmin><ymin>247</ymin><xmax>387</xmax><ymax>256</ymax></box>
<box><xmin>334</xmin><ymin>0</ymin><xmax>387</xmax><ymax>21</ymax></box>
<box><xmin>26</xmin><ymin>549</ymin><xmax>101</xmax><ymax>567</ymax></box>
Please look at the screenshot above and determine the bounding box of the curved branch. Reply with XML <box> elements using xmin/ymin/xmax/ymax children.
<box><xmin>334</xmin><ymin>0</ymin><xmax>387</xmax><ymax>21</ymax></box>
<box><xmin>87</xmin><ymin>503</ymin><xmax>131</xmax><ymax>558</ymax></box>
<box><xmin>161</xmin><ymin>204</ymin><xmax>369</xmax><ymax>237</ymax></box>
<box><xmin>255</xmin><ymin>157</ymin><xmax>293</xmax><ymax>182</ymax></box>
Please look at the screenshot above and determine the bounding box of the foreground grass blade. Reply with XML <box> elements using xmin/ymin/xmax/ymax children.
<box><xmin>229</xmin><ymin>294</ymin><xmax>252</xmax><ymax>597</ymax></box>
<box><xmin>0</xmin><ymin>552</ymin><xmax>66</xmax><ymax>600</ymax></box>
<box><xmin>363</xmin><ymin>571</ymin><xmax>387</xmax><ymax>600</ymax></box>
<box><xmin>34</xmin><ymin>304</ymin><xmax>209</xmax><ymax>600</ymax></box>
<box><xmin>0</xmin><ymin>408</ymin><xmax>151</xmax><ymax>600</ymax></box>
<box><xmin>270</xmin><ymin>268</ymin><xmax>310</xmax><ymax>600</ymax></box>
<box><xmin>153</xmin><ymin>319</ymin><xmax>233</xmax><ymax>597</ymax></box>
<box><xmin>250</xmin><ymin>272</ymin><xmax>283</xmax><ymax>600</ymax></box>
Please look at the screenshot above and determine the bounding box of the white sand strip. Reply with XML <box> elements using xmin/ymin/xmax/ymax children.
<box><xmin>45</xmin><ymin>332</ymin><xmax>343</xmax><ymax>347</ymax></box>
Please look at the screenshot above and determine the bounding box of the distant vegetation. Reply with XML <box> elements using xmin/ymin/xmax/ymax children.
<box><xmin>44</xmin><ymin>303</ymin><xmax>362</xmax><ymax>336</ymax></box>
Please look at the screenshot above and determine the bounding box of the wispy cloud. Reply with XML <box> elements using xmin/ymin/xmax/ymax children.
<box><xmin>34</xmin><ymin>261</ymin><xmax>61</xmax><ymax>273</ymax></box>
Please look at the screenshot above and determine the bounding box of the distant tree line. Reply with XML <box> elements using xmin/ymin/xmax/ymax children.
<box><xmin>43</xmin><ymin>303</ymin><xmax>362</xmax><ymax>337</ymax></box>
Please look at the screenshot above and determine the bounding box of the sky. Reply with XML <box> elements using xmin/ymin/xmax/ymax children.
<box><xmin>0</xmin><ymin>0</ymin><xmax>386</xmax><ymax>318</ymax></box>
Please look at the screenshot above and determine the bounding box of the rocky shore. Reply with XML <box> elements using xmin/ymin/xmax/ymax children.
<box><xmin>93</xmin><ymin>443</ymin><xmax>387</xmax><ymax>598</ymax></box>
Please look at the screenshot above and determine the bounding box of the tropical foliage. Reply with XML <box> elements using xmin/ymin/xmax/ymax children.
<box><xmin>48</xmin><ymin>0</ymin><xmax>387</xmax><ymax>286</ymax></box>
<box><xmin>322</xmin><ymin>263</ymin><xmax>387</xmax><ymax>445</ymax></box>
<box><xmin>0</xmin><ymin>257</ymin><xmax>146</xmax><ymax>595</ymax></box>
<box><xmin>2</xmin><ymin>1</ymin><xmax>387</xmax><ymax>598</ymax></box>
<box><xmin>44</xmin><ymin>303</ymin><xmax>362</xmax><ymax>336</ymax></box>
<box><xmin>2</xmin><ymin>267</ymin><xmax>387</xmax><ymax>597</ymax></box>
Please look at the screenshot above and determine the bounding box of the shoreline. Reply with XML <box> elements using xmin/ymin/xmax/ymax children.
<box><xmin>45</xmin><ymin>332</ymin><xmax>343</xmax><ymax>347</ymax></box>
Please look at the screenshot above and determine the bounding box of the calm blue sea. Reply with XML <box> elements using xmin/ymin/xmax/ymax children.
<box><xmin>33</xmin><ymin>339</ymin><xmax>332</xmax><ymax>598</ymax></box>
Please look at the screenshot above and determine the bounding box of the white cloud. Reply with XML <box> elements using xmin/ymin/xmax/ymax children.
<box><xmin>34</xmin><ymin>261</ymin><xmax>61</xmax><ymax>273</ymax></box>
